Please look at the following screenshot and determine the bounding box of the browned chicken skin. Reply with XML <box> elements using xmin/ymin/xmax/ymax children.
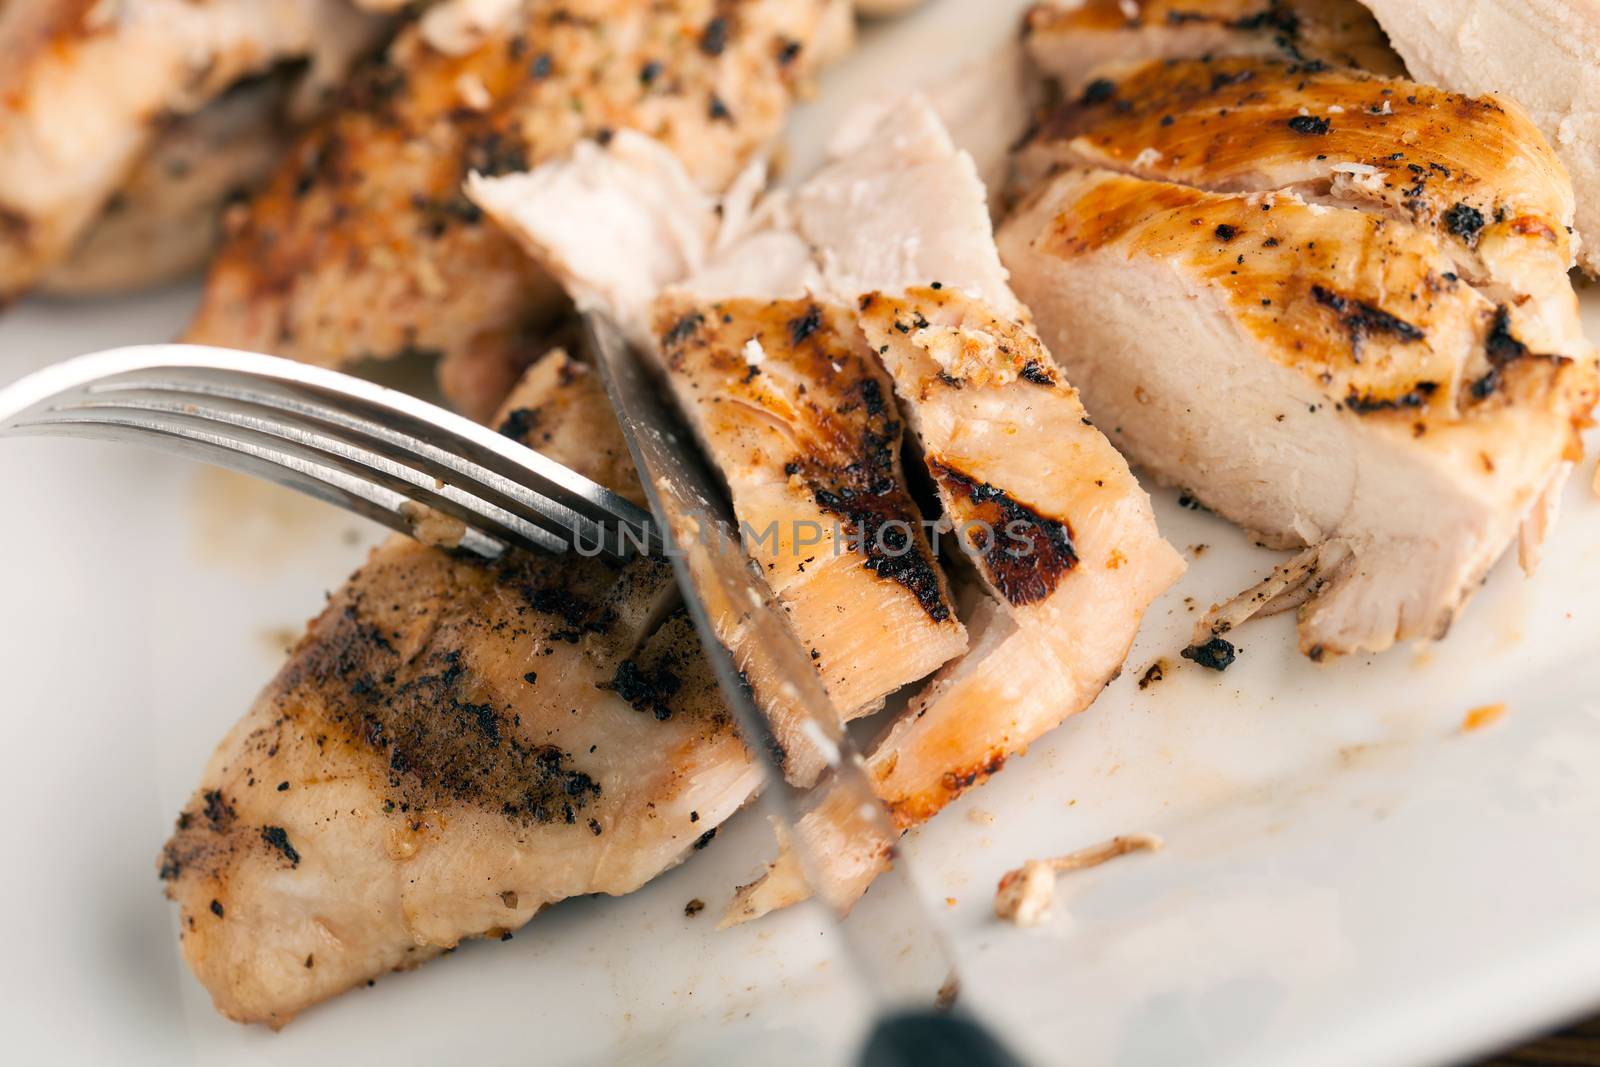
<box><xmin>1015</xmin><ymin>57</ymin><xmax>1581</xmax><ymax>352</ymax></box>
<box><xmin>159</xmin><ymin>353</ymin><xmax>759</xmax><ymax>1026</ymax></box>
<box><xmin>184</xmin><ymin>0</ymin><xmax>845</xmax><ymax>420</ymax></box>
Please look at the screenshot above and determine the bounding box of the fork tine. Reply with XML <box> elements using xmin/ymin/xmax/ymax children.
<box><xmin>54</xmin><ymin>390</ymin><xmax>623</xmax><ymax>557</ymax></box>
<box><xmin>0</xmin><ymin>344</ymin><xmax>662</xmax><ymax>556</ymax></box>
<box><xmin>87</xmin><ymin>373</ymin><xmax>652</xmax><ymax>556</ymax></box>
<box><xmin>3</xmin><ymin>412</ymin><xmax>516</xmax><ymax>559</ymax></box>
<box><xmin>88</xmin><ymin>360</ymin><xmax>661</xmax><ymax>554</ymax></box>
<box><xmin>14</xmin><ymin>401</ymin><xmax>585</xmax><ymax>559</ymax></box>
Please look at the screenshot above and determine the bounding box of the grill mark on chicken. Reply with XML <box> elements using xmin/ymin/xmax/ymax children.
<box><xmin>1310</xmin><ymin>283</ymin><xmax>1425</xmax><ymax>355</ymax></box>
<box><xmin>1469</xmin><ymin>305</ymin><xmax>1572</xmax><ymax>402</ymax></box>
<box><xmin>927</xmin><ymin>458</ymin><xmax>1078</xmax><ymax>607</ymax></box>
<box><xmin>202</xmin><ymin>789</ymin><xmax>236</xmax><ymax>828</ymax></box>
<box><xmin>804</xmin><ymin>393</ymin><xmax>953</xmax><ymax>624</ymax></box>
<box><xmin>799</xmin><ymin>369</ymin><xmax>951</xmax><ymax>622</ymax></box>
<box><xmin>260</xmin><ymin>826</ymin><xmax>301</xmax><ymax>868</ymax></box>
<box><xmin>938</xmin><ymin>751</ymin><xmax>1009</xmax><ymax>799</ymax></box>
<box><xmin>787</xmin><ymin>304</ymin><xmax>824</xmax><ymax>345</ymax></box>
<box><xmin>1286</xmin><ymin>113</ymin><xmax>1330</xmax><ymax>135</ymax></box>
<box><xmin>603</xmin><ymin>645</ymin><xmax>685</xmax><ymax>721</ymax></box>
<box><xmin>662</xmin><ymin>310</ymin><xmax>707</xmax><ymax>348</ymax></box>
<box><xmin>1344</xmin><ymin>381</ymin><xmax>1438</xmax><ymax>413</ymax></box>
<box><xmin>1018</xmin><ymin>359</ymin><xmax>1057</xmax><ymax>385</ymax></box>
<box><xmin>1167</xmin><ymin>0</ymin><xmax>1365</xmax><ymax>68</ymax></box>
<box><xmin>496</xmin><ymin>406</ymin><xmax>540</xmax><ymax>439</ymax></box>
<box><xmin>1442</xmin><ymin>202</ymin><xmax>1486</xmax><ymax>247</ymax></box>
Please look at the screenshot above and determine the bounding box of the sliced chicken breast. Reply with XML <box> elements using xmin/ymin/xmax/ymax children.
<box><xmin>724</xmin><ymin>104</ymin><xmax>1184</xmax><ymax>919</ymax></box>
<box><xmin>183</xmin><ymin>0</ymin><xmax>847</xmax><ymax>421</ymax></box>
<box><xmin>1000</xmin><ymin>164</ymin><xmax>1595</xmax><ymax>657</ymax></box>
<box><xmin>159</xmin><ymin>352</ymin><xmax>759</xmax><ymax>1025</ymax></box>
<box><xmin>1004</xmin><ymin>32</ymin><xmax>1596</xmax><ymax>657</ymax></box>
<box><xmin>0</xmin><ymin>0</ymin><xmax>387</xmax><ymax>302</ymax></box>
<box><xmin>477</xmin><ymin>96</ymin><xmax>1181</xmax><ymax>920</ymax></box>
<box><xmin>1358</xmin><ymin>0</ymin><xmax>1600</xmax><ymax>274</ymax></box>
<box><xmin>1023</xmin><ymin>0</ymin><xmax>1403</xmax><ymax>90</ymax></box>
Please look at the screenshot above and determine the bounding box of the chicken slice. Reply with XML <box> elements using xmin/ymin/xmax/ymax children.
<box><xmin>1357</xmin><ymin>0</ymin><xmax>1600</xmax><ymax>274</ymax></box>
<box><xmin>1022</xmin><ymin>0</ymin><xmax>1403</xmax><ymax>90</ymax></box>
<box><xmin>999</xmin><ymin>167</ymin><xmax>1596</xmax><ymax>656</ymax></box>
<box><xmin>0</xmin><ymin>0</ymin><xmax>388</xmax><ymax>302</ymax></box>
<box><xmin>183</xmin><ymin>0</ymin><xmax>847</xmax><ymax>421</ymax></box>
<box><xmin>158</xmin><ymin>351</ymin><xmax>760</xmax><ymax>1026</ymax></box>
<box><xmin>42</xmin><ymin>75</ymin><xmax>298</xmax><ymax>297</ymax></box>
<box><xmin>855</xmin><ymin>287</ymin><xmax>1185</xmax><ymax>814</ymax></box>
<box><xmin>1015</xmin><ymin>57</ymin><xmax>1585</xmax><ymax>358</ymax></box>
<box><xmin>649</xmin><ymin>296</ymin><xmax>968</xmax><ymax>725</ymax></box>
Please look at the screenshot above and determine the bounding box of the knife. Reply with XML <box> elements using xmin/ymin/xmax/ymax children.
<box><xmin>582</xmin><ymin>313</ymin><xmax>1025</xmax><ymax>1066</ymax></box>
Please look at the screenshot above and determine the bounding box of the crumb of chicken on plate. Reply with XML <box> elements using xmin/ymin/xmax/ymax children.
<box><xmin>994</xmin><ymin>833</ymin><xmax>1164</xmax><ymax>927</ymax></box>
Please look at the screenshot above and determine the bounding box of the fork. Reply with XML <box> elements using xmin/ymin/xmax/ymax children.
<box><xmin>0</xmin><ymin>344</ymin><xmax>659</xmax><ymax>563</ymax></box>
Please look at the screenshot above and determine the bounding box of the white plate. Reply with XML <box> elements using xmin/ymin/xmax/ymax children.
<box><xmin>5</xmin><ymin>3</ymin><xmax>1600</xmax><ymax>1064</ymax></box>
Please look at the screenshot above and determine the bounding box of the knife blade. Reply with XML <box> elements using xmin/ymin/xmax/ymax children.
<box><xmin>580</xmin><ymin>312</ymin><xmax>957</xmax><ymax>998</ymax></box>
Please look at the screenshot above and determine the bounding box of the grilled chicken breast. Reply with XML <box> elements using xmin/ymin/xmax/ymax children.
<box><xmin>159</xmin><ymin>352</ymin><xmax>759</xmax><ymax>1025</ymax></box>
<box><xmin>477</xmin><ymin>95</ymin><xmax>1182</xmax><ymax>919</ymax></box>
<box><xmin>1023</xmin><ymin>0</ymin><xmax>1403</xmax><ymax>91</ymax></box>
<box><xmin>1358</xmin><ymin>0</ymin><xmax>1600</xmax><ymax>274</ymax></box>
<box><xmin>1000</xmin><ymin>55</ymin><xmax>1596</xmax><ymax>657</ymax></box>
<box><xmin>42</xmin><ymin>75</ymin><xmax>298</xmax><ymax>297</ymax></box>
<box><xmin>0</xmin><ymin>0</ymin><xmax>387</xmax><ymax>303</ymax></box>
<box><xmin>183</xmin><ymin>0</ymin><xmax>847</xmax><ymax>421</ymax></box>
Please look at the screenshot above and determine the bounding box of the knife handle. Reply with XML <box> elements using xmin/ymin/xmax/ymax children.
<box><xmin>860</xmin><ymin>1010</ymin><xmax>1029</xmax><ymax>1067</ymax></box>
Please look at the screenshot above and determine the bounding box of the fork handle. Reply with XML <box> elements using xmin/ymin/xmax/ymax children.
<box><xmin>860</xmin><ymin>1010</ymin><xmax>1028</xmax><ymax>1067</ymax></box>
